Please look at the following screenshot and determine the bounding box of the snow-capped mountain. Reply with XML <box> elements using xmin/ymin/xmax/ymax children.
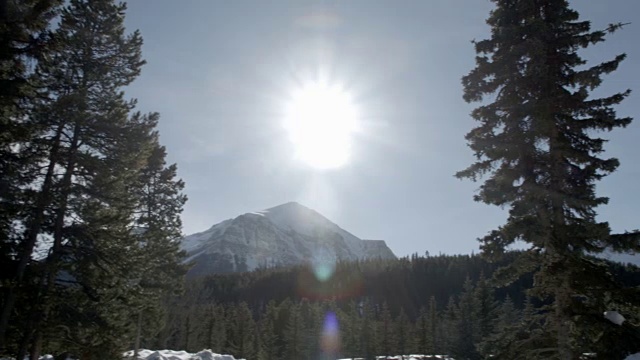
<box><xmin>181</xmin><ymin>202</ymin><xmax>396</xmax><ymax>277</ymax></box>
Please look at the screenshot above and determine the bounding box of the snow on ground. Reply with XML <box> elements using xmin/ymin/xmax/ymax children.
<box><xmin>604</xmin><ymin>310</ymin><xmax>626</xmax><ymax>326</ymax></box>
<box><xmin>338</xmin><ymin>356</ymin><xmax>454</xmax><ymax>360</ymax></box>
<box><xmin>122</xmin><ymin>349</ymin><xmax>244</xmax><ymax>360</ymax></box>
<box><xmin>625</xmin><ymin>353</ymin><xmax>640</xmax><ymax>360</ymax></box>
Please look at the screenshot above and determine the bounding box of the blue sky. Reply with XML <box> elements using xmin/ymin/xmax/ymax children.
<box><xmin>123</xmin><ymin>0</ymin><xmax>640</xmax><ymax>260</ymax></box>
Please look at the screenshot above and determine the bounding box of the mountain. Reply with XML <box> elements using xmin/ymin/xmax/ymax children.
<box><xmin>181</xmin><ymin>202</ymin><xmax>396</xmax><ymax>277</ymax></box>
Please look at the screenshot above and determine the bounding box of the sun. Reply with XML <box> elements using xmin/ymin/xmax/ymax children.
<box><xmin>284</xmin><ymin>81</ymin><xmax>358</xmax><ymax>169</ymax></box>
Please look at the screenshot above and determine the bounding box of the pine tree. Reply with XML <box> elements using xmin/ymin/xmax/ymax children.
<box><xmin>340</xmin><ymin>300</ymin><xmax>362</xmax><ymax>358</ymax></box>
<box><xmin>258</xmin><ymin>301</ymin><xmax>280</xmax><ymax>360</ymax></box>
<box><xmin>478</xmin><ymin>295</ymin><xmax>522</xmax><ymax>359</ymax></box>
<box><xmin>474</xmin><ymin>273</ymin><xmax>499</xmax><ymax>351</ymax></box>
<box><xmin>302</xmin><ymin>300</ymin><xmax>322</xmax><ymax>358</ymax></box>
<box><xmin>0</xmin><ymin>0</ymin><xmax>61</xmax><ymax>352</ymax></box>
<box><xmin>427</xmin><ymin>296</ymin><xmax>439</xmax><ymax>354</ymax></box>
<box><xmin>441</xmin><ymin>296</ymin><xmax>458</xmax><ymax>355</ymax></box>
<box><xmin>0</xmin><ymin>0</ymin><xmax>187</xmax><ymax>358</ymax></box>
<box><xmin>359</xmin><ymin>300</ymin><xmax>377</xmax><ymax>360</ymax></box>
<box><xmin>376</xmin><ymin>302</ymin><xmax>397</xmax><ymax>356</ymax></box>
<box><xmin>273</xmin><ymin>298</ymin><xmax>293</xmax><ymax>358</ymax></box>
<box><xmin>283</xmin><ymin>303</ymin><xmax>303</xmax><ymax>360</ymax></box>
<box><xmin>129</xmin><ymin>136</ymin><xmax>188</xmax><ymax>351</ymax></box>
<box><xmin>458</xmin><ymin>1</ymin><xmax>639</xmax><ymax>358</ymax></box>
<box><xmin>12</xmin><ymin>0</ymin><xmax>149</xmax><ymax>356</ymax></box>
<box><xmin>453</xmin><ymin>278</ymin><xmax>479</xmax><ymax>359</ymax></box>
<box><xmin>413</xmin><ymin>306</ymin><xmax>431</xmax><ymax>355</ymax></box>
<box><xmin>394</xmin><ymin>308</ymin><xmax>411</xmax><ymax>356</ymax></box>
<box><xmin>227</xmin><ymin>302</ymin><xmax>255</xmax><ymax>359</ymax></box>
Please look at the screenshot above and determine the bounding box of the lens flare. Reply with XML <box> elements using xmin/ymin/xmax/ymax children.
<box><xmin>313</xmin><ymin>260</ymin><xmax>335</xmax><ymax>282</ymax></box>
<box><xmin>320</xmin><ymin>311</ymin><xmax>340</xmax><ymax>354</ymax></box>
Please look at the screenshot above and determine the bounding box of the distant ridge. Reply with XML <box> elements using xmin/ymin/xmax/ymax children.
<box><xmin>180</xmin><ymin>202</ymin><xmax>396</xmax><ymax>277</ymax></box>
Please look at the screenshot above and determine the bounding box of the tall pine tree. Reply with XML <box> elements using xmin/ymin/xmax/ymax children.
<box><xmin>0</xmin><ymin>0</ymin><xmax>61</xmax><ymax>352</ymax></box>
<box><xmin>458</xmin><ymin>0</ymin><xmax>639</xmax><ymax>358</ymax></box>
<box><xmin>0</xmin><ymin>0</ymin><xmax>188</xmax><ymax>358</ymax></box>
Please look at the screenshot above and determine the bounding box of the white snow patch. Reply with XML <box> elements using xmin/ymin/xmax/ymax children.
<box><xmin>180</xmin><ymin>219</ymin><xmax>234</xmax><ymax>253</ymax></box>
<box><xmin>338</xmin><ymin>356</ymin><xmax>454</xmax><ymax>360</ymax></box>
<box><xmin>604</xmin><ymin>310</ymin><xmax>626</xmax><ymax>326</ymax></box>
<box><xmin>261</xmin><ymin>202</ymin><xmax>365</xmax><ymax>255</ymax></box>
<box><xmin>122</xmin><ymin>349</ymin><xmax>244</xmax><ymax>360</ymax></box>
<box><xmin>625</xmin><ymin>353</ymin><xmax>640</xmax><ymax>360</ymax></box>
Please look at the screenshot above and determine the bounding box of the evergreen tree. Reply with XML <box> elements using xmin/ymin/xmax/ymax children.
<box><xmin>479</xmin><ymin>295</ymin><xmax>521</xmax><ymax>358</ymax></box>
<box><xmin>258</xmin><ymin>301</ymin><xmax>279</xmax><ymax>360</ymax></box>
<box><xmin>0</xmin><ymin>0</ymin><xmax>61</xmax><ymax>352</ymax></box>
<box><xmin>394</xmin><ymin>308</ymin><xmax>411</xmax><ymax>356</ymax></box>
<box><xmin>453</xmin><ymin>278</ymin><xmax>479</xmax><ymax>359</ymax></box>
<box><xmin>441</xmin><ymin>295</ymin><xmax>458</xmax><ymax>355</ymax></box>
<box><xmin>273</xmin><ymin>298</ymin><xmax>293</xmax><ymax>358</ymax></box>
<box><xmin>227</xmin><ymin>302</ymin><xmax>255</xmax><ymax>359</ymax></box>
<box><xmin>458</xmin><ymin>0</ymin><xmax>639</xmax><ymax>358</ymax></box>
<box><xmin>474</xmin><ymin>273</ymin><xmax>499</xmax><ymax>353</ymax></box>
<box><xmin>0</xmin><ymin>0</ymin><xmax>187</xmax><ymax>358</ymax></box>
<box><xmin>427</xmin><ymin>296</ymin><xmax>439</xmax><ymax>354</ymax></box>
<box><xmin>302</xmin><ymin>300</ymin><xmax>322</xmax><ymax>358</ymax></box>
<box><xmin>15</xmin><ymin>0</ymin><xmax>149</xmax><ymax>356</ymax></box>
<box><xmin>413</xmin><ymin>306</ymin><xmax>431</xmax><ymax>355</ymax></box>
<box><xmin>376</xmin><ymin>302</ymin><xmax>397</xmax><ymax>356</ymax></box>
<box><xmin>283</xmin><ymin>303</ymin><xmax>303</xmax><ymax>360</ymax></box>
<box><xmin>359</xmin><ymin>300</ymin><xmax>377</xmax><ymax>360</ymax></box>
<box><xmin>195</xmin><ymin>304</ymin><xmax>226</xmax><ymax>353</ymax></box>
<box><xmin>340</xmin><ymin>300</ymin><xmax>361</xmax><ymax>358</ymax></box>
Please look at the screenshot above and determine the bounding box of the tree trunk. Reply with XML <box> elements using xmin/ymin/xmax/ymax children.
<box><xmin>29</xmin><ymin>122</ymin><xmax>81</xmax><ymax>360</ymax></box>
<box><xmin>0</xmin><ymin>125</ymin><xmax>63</xmax><ymax>351</ymax></box>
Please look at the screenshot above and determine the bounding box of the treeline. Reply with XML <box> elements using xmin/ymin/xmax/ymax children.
<box><xmin>0</xmin><ymin>1</ymin><xmax>186</xmax><ymax>359</ymax></box>
<box><xmin>155</xmin><ymin>254</ymin><xmax>640</xmax><ymax>359</ymax></box>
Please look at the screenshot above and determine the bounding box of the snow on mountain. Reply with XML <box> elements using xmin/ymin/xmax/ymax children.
<box><xmin>181</xmin><ymin>202</ymin><xmax>396</xmax><ymax>277</ymax></box>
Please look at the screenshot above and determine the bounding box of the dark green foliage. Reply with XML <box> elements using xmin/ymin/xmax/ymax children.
<box><xmin>474</xmin><ymin>273</ymin><xmax>499</xmax><ymax>356</ymax></box>
<box><xmin>158</xmin><ymin>255</ymin><xmax>639</xmax><ymax>359</ymax></box>
<box><xmin>359</xmin><ymin>300</ymin><xmax>377</xmax><ymax>360</ymax></box>
<box><xmin>376</xmin><ymin>302</ymin><xmax>397</xmax><ymax>356</ymax></box>
<box><xmin>452</xmin><ymin>278</ymin><xmax>479</xmax><ymax>359</ymax></box>
<box><xmin>427</xmin><ymin>296</ymin><xmax>439</xmax><ymax>354</ymax></box>
<box><xmin>412</xmin><ymin>306</ymin><xmax>430</xmax><ymax>355</ymax></box>
<box><xmin>0</xmin><ymin>0</ymin><xmax>187</xmax><ymax>358</ymax></box>
<box><xmin>0</xmin><ymin>0</ymin><xmax>61</xmax><ymax>351</ymax></box>
<box><xmin>283</xmin><ymin>303</ymin><xmax>302</xmax><ymax>360</ymax></box>
<box><xmin>186</xmin><ymin>253</ymin><xmax>534</xmax><ymax>318</ymax></box>
<box><xmin>458</xmin><ymin>0</ymin><xmax>639</xmax><ymax>358</ymax></box>
<box><xmin>257</xmin><ymin>301</ymin><xmax>279</xmax><ymax>360</ymax></box>
<box><xmin>227</xmin><ymin>302</ymin><xmax>255</xmax><ymax>359</ymax></box>
<box><xmin>394</xmin><ymin>308</ymin><xmax>411</xmax><ymax>356</ymax></box>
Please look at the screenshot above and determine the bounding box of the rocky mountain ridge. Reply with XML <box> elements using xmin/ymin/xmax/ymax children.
<box><xmin>181</xmin><ymin>202</ymin><xmax>396</xmax><ymax>277</ymax></box>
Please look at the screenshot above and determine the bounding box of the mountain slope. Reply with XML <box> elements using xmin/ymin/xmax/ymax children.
<box><xmin>181</xmin><ymin>202</ymin><xmax>396</xmax><ymax>277</ymax></box>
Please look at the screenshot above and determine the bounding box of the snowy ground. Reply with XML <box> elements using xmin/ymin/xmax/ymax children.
<box><xmin>338</xmin><ymin>356</ymin><xmax>454</xmax><ymax>360</ymax></box>
<box><xmin>0</xmin><ymin>349</ymin><xmax>245</xmax><ymax>360</ymax></box>
<box><xmin>122</xmin><ymin>349</ymin><xmax>244</xmax><ymax>360</ymax></box>
<box><xmin>2</xmin><ymin>350</ymin><xmax>638</xmax><ymax>360</ymax></box>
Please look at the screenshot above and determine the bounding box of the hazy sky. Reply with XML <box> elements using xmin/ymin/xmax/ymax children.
<box><xmin>123</xmin><ymin>1</ymin><xmax>640</xmax><ymax>259</ymax></box>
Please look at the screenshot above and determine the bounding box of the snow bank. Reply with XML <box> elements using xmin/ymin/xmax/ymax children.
<box><xmin>122</xmin><ymin>349</ymin><xmax>244</xmax><ymax>360</ymax></box>
<box><xmin>604</xmin><ymin>310</ymin><xmax>626</xmax><ymax>326</ymax></box>
<box><xmin>624</xmin><ymin>353</ymin><xmax>640</xmax><ymax>360</ymax></box>
<box><xmin>338</xmin><ymin>356</ymin><xmax>454</xmax><ymax>360</ymax></box>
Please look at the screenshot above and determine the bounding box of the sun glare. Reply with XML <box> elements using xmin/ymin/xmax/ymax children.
<box><xmin>284</xmin><ymin>81</ymin><xmax>358</xmax><ymax>170</ymax></box>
